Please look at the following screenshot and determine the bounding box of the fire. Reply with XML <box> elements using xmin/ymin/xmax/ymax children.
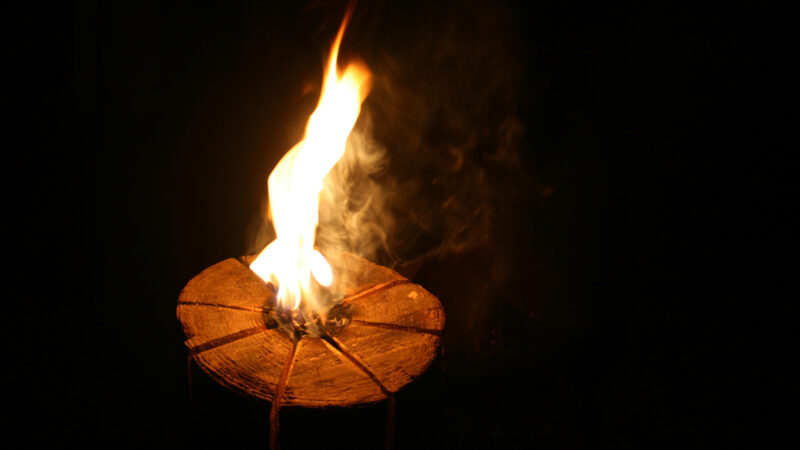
<box><xmin>250</xmin><ymin>14</ymin><xmax>371</xmax><ymax>313</ymax></box>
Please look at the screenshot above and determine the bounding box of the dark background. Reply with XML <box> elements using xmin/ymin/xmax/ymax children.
<box><xmin>20</xmin><ymin>0</ymin><xmax>744</xmax><ymax>448</ymax></box>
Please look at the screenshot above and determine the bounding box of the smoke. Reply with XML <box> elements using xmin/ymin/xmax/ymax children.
<box><xmin>331</xmin><ymin>1</ymin><xmax>524</xmax><ymax>267</ymax></box>
<box><xmin>249</xmin><ymin>0</ymin><xmax>527</xmax><ymax>278</ymax></box>
<box><xmin>315</xmin><ymin>111</ymin><xmax>397</xmax><ymax>265</ymax></box>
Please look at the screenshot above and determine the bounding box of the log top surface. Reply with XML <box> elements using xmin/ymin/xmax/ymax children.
<box><xmin>177</xmin><ymin>250</ymin><xmax>444</xmax><ymax>407</ymax></box>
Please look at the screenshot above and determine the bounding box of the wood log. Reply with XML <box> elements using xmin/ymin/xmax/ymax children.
<box><xmin>176</xmin><ymin>250</ymin><xmax>444</xmax><ymax>407</ymax></box>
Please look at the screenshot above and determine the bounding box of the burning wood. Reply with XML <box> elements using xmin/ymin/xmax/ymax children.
<box><xmin>177</xmin><ymin>250</ymin><xmax>443</xmax><ymax>407</ymax></box>
<box><xmin>176</xmin><ymin>8</ymin><xmax>445</xmax><ymax>448</ymax></box>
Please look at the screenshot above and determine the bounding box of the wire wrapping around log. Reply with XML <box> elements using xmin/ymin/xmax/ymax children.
<box><xmin>176</xmin><ymin>250</ymin><xmax>444</xmax><ymax>407</ymax></box>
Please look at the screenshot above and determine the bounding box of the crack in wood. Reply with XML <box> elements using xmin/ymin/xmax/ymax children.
<box><xmin>350</xmin><ymin>320</ymin><xmax>443</xmax><ymax>336</ymax></box>
<box><xmin>270</xmin><ymin>338</ymin><xmax>298</xmax><ymax>450</ymax></box>
<box><xmin>178</xmin><ymin>301</ymin><xmax>267</xmax><ymax>313</ymax></box>
<box><xmin>321</xmin><ymin>335</ymin><xmax>392</xmax><ymax>398</ymax></box>
<box><xmin>188</xmin><ymin>326</ymin><xmax>268</xmax><ymax>355</ymax></box>
<box><xmin>235</xmin><ymin>256</ymin><xmax>253</xmax><ymax>268</ymax></box>
<box><xmin>341</xmin><ymin>279</ymin><xmax>411</xmax><ymax>305</ymax></box>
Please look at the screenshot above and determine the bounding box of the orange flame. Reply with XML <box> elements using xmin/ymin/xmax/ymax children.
<box><xmin>250</xmin><ymin>14</ymin><xmax>371</xmax><ymax>313</ymax></box>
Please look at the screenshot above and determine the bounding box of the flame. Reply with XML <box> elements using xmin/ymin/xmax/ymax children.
<box><xmin>250</xmin><ymin>14</ymin><xmax>371</xmax><ymax>312</ymax></box>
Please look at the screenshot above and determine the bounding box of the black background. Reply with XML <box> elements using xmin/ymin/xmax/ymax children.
<box><xmin>19</xmin><ymin>0</ymin><xmax>744</xmax><ymax>448</ymax></box>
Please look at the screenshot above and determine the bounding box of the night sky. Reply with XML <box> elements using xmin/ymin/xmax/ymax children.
<box><xmin>19</xmin><ymin>1</ymin><xmax>744</xmax><ymax>448</ymax></box>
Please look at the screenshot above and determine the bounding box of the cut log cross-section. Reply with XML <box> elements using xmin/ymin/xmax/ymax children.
<box><xmin>177</xmin><ymin>250</ymin><xmax>445</xmax><ymax>407</ymax></box>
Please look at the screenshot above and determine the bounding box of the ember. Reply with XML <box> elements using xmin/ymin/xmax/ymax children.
<box><xmin>263</xmin><ymin>293</ymin><xmax>352</xmax><ymax>340</ymax></box>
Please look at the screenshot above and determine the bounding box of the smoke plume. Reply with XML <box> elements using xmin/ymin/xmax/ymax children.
<box><xmin>251</xmin><ymin>0</ymin><xmax>526</xmax><ymax>279</ymax></box>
